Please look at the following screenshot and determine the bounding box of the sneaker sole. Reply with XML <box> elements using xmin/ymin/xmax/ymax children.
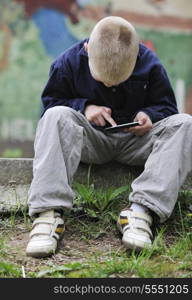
<box><xmin>26</xmin><ymin>246</ymin><xmax>56</xmax><ymax>258</ymax></box>
<box><xmin>122</xmin><ymin>236</ymin><xmax>151</xmax><ymax>251</ymax></box>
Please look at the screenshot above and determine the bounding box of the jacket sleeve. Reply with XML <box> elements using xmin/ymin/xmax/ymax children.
<box><xmin>139</xmin><ymin>59</ymin><xmax>178</xmax><ymax>123</ymax></box>
<box><xmin>41</xmin><ymin>58</ymin><xmax>90</xmax><ymax>117</ymax></box>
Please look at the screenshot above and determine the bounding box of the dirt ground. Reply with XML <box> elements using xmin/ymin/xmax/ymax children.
<box><xmin>3</xmin><ymin>220</ymin><xmax>123</xmax><ymax>275</ymax></box>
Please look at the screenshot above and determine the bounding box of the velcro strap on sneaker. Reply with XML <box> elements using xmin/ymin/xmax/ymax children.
<box><xmin>30</xmin><ymin>217</ymin><xmax>64</xmax><ymax>240</ymax></box>
<box><xmin>32</xmin><ymin>217</ymin><xmax>56</xmax><ymax>228</ymax></box>
<box><xmin>30</xmin><ymin>224</ymin><xmax>52</xmax><ymax>237</ymax></box>
<box><xmin>130</xmin><ymin>211</ymin><xmax>152</xmax><ymax>225</ymax></box>
<box><xmin>119</xmin><ymin>209</ymin><xmax>153</xmax><ymax>238</ymax></box>
<box><xmin>123</xmin><ymin>223</ymin><xmax>153</xmax><ymax>238</ymax></box>
<box><xmin>134</xmin><ymin>219</ymin><xmax>153</xmax><ymax>238</ymax></box>
<box><xmin>121</xmin><ymin>210</ymin><xmax>152</xmax><ymax>225</ymax></box>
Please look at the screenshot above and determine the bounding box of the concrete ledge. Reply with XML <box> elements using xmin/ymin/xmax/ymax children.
<box><xmin>0</xmin><ymin>158</ymin><xmax>33</xmax><ymax>185</ymax></box>
<box><xmin>0</xmin><ymin>158</ymin><xmax>142</xmax><ymax>187</ymax></box>
<box><xmin>0</xmin><ymin>158</ymin><xmax>191</xmax><ymax>213</ymax></box>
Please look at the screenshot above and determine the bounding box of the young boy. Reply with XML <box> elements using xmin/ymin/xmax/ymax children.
<box><xmin>26</xmin><ymin>16</ymin><xmax>192</xmax><ymax>257</ymax></box>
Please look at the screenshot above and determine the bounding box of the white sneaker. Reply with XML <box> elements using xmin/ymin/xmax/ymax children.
<box><xmin>26</xmin><ymin>210</ymin><xmax>65</xmax><ymax>258</ymax></box>
<box><xmin>117</xmin><ymin>208</ymin><xmax>153</xmax><ymax>250</ymax></box>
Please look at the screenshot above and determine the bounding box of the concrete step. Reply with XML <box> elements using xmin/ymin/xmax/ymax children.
<box><xmin>0</xmin><ymin>158</ymin><xmax>191</xmax><ymax>213</ymax></box>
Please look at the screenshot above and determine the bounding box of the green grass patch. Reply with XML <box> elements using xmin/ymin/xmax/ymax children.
<box><xmin>0</xmin><ymin>237</ymin><xmax>21</xmax><ymax>278</ymax></box>
<box><xmin>27</xmin><ymin>228</ymin><xmax>192</xmax><ymax>278</ymax></box>
<box><xmin>0</xmin><ymin>261</ymin><xmax>21</xmax><ymax>278</ymax></box>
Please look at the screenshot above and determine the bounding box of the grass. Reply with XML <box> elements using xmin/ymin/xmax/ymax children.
<box><xmin>0</xmin><ymin>261</ymin><xmax>21</xmax><ymax>278</ymax></box>
<box><xmin>27</xmin><ymin>231</ymin><xmax>192</xmax><ymax>278</ymax></box>
<box><xmin>0</xmin><ymin>236</ymin><xmax>21</xmax><ymax>277</ymax></box>
<box><xmin>0</xmin><ymin>184</ymin><xmax>192</xmax><ymax>278</ymax></box>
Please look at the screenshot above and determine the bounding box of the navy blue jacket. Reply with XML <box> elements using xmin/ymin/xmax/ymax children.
<box><xmin>41</xmin><ymin>39</ymin><xmax>178</xmax><ymax>126</ymax></box>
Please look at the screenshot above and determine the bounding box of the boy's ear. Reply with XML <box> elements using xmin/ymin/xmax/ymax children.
<box><xmin>84</xmin><ymin>42</ymin><xmax>88</xmax><ymax>52</ymax></box>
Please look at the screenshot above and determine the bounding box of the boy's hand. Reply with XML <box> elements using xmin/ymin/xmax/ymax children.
<box><xmin>84</xmin><ymin>104</ymin><xmax>117</xmax><ymax>127</ymax></box>
<box><xmin>124</xmin><ymin>111</ymin><xmax>152</xmax><ymax>136</ymax></box>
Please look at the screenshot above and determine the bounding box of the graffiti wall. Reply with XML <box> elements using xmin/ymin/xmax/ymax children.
<box><xmin>0</xmin><ymin>0</ymin><xmax>192</xmax><ymax>157</ymax></box>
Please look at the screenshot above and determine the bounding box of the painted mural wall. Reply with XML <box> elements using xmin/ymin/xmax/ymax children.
<box><xmin>0</xmin><ymin>0</ymin><xmax>192</xmax><ymax>157</ymax></box>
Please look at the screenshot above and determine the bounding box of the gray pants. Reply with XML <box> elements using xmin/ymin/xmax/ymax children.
<box><xmin>28</xmin><ymin>106</ymin><xmax>192</xmax><ymax>222</ymax></box>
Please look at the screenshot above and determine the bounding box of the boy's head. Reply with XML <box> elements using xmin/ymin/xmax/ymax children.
<box><xmin>84</xmin><ymin>16</ymin><xmax>139</xmax><ymax>87</ymax></box>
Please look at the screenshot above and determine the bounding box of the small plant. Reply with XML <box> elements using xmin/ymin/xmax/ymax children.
<box><xmin>74</xmin><ymin>183</ymin><xmax>131</xmax><ymax>219</ymax></box>
<box><xmin>9</xmin><ymin>187</ymin><xmax>21</xmax><ymax>226</ymax></box>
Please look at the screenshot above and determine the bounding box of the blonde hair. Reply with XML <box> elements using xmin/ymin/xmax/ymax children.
<box><xmin>88</xmin><ymin>16</ymin><xmax>139</xmax><ymax>85</ymax></box>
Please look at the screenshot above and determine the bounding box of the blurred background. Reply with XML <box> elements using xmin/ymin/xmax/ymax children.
<box><xmin>0</xmin><ymin>0</ymin><xmax>192</xmax><ymax>158</ymax></box>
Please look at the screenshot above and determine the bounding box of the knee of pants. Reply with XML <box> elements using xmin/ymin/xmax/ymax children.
<box><xmin>178</xmin><ymin>113</ymin><xmax>192</xmax><ymax>124</ymax></box>
<box><xmin>166</xmin><ymin>113</ymin><xmax>192</xmax><ymax>127</ymax></box>
<box><xmin>43</xmin><ymin>106</ymin><xmax>75</xmax><ymax>123</ymax></box>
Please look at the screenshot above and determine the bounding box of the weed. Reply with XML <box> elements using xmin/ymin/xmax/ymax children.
<box><xmin>177</xmin><ymin>201</ymin><xmax>186</xmax><ymax>234</ymax></box>
<box><xmin>0</xmin><ymin>261</ymin><xmax>21</xmax><ymax>278</ymax></box>
<box><xmin>0</xmin><ymin>238</ymin><xmax>7</xmax><ymax>257</ymax></box>
<box><xmin>151</xmin><ymin>226</ymin><xmax>168</xmax><ymax>254</ymax></box>
<box><xmin>167</xmin><ymin>235</ymin><xmax>192</xmax><ymax>260</ymax></box>
<box><xmin>74</xmin><ymin>183</ymin><xmax>131</xmax><ymax>219</ymax></box>
<box><xmin>0</xmin><ymin>236</ymin><xmax>21</xmax><ymax>277</ymax></box>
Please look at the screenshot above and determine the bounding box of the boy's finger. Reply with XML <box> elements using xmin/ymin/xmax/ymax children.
<box><xmin>95</xmin><ymin>115</ymin><xmax>106</xmax><ymax>126</ymax></box>
<box><xmin>103</xmin><ymin>107</ymin><xmax>112</xmax><ymax>114</ymax></box>
<box><xmin>102</xmin><ymin>112</ymin><xmax>117</xmax><ymax>126</ymax></box>
<box><xmin>138</xmin><ymin>118</ymin><xmax>147</xmax><ymax>126</ymax></box>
